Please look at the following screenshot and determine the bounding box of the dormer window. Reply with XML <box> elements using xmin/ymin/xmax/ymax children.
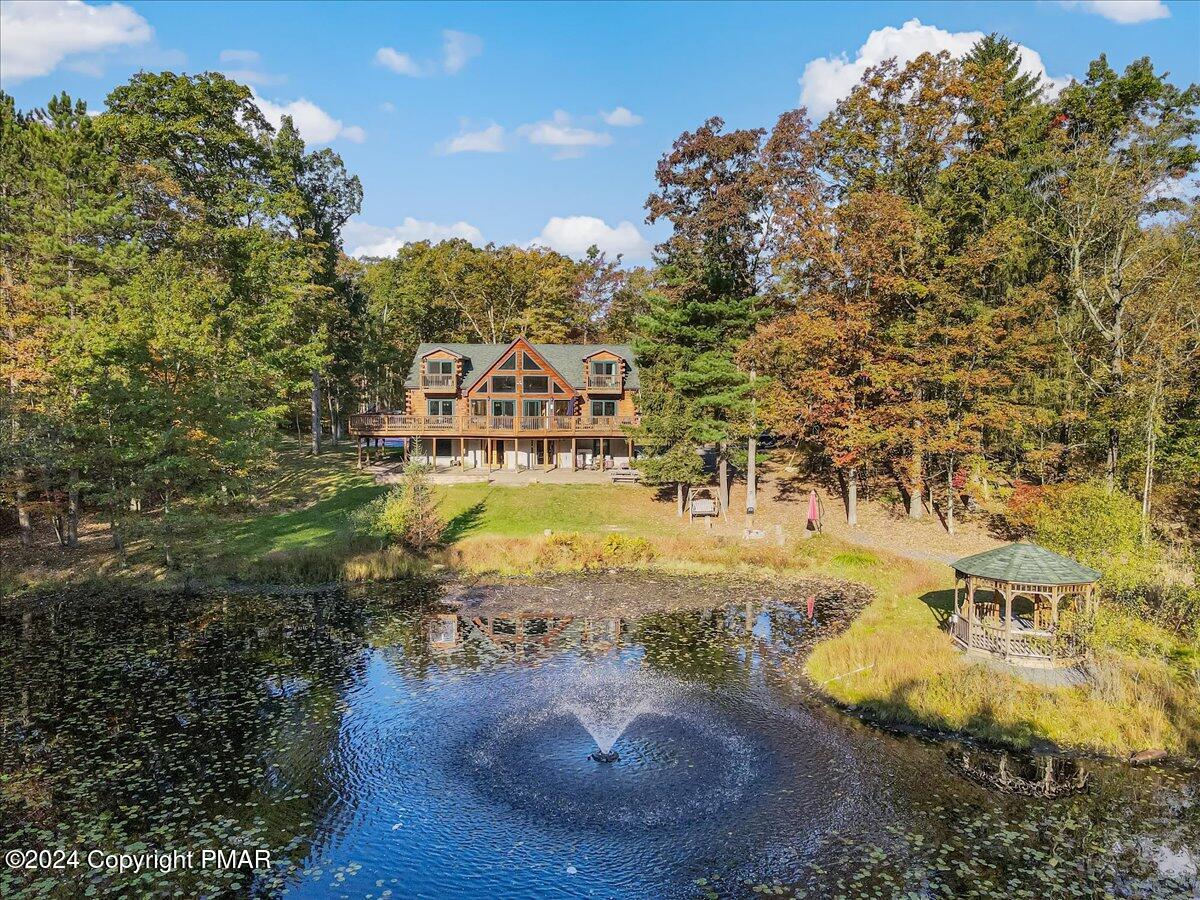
<box><xmin>587</xmin><ymin>359</ymin><xmax>620</xmax><ymax>390</ymax></box>
<box><xmin>422</xmin><ymin>358</ymin><xmax>456</xmax><ymax>389</ymax></box>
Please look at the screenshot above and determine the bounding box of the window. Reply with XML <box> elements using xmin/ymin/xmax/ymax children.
<box><xmin>552</xmin><ymin>382</ymin><xmax>565</xmax><ymax>394</ymax></box>
<box><xmin>522</xmin><ymin>353</ymin><xmax>542</xmax><ymax>370</ymax></box>
<box><xmin>523</xmin><ymin>375</ymin><xmax>549</xmax><ymax>393</ymax></box>
<box><xmin>426</xmin><ymin>359</ymin><xmax>454</xmax><ymax>375</ymax></box>
<box><xmin>470</xmin><ymin>399</ymin><xmax>487</xmax><ymax>417</ymax></box>
<box><xmin>591</xmin><ymin>400</ymin><xmax>616</xmax><ymax>417</ymax></box>
<box><xmin>427</xmin><ymin>399</ymin><xmax>454</xmax><ymax>416</ymax></box>
<box><xmin>552</xmin><ymin>399</ymin><xmax>571</xmax><ymax>415</ymax></box>
<box><xmin>491</xmin><ymin>375</ymin><xmax>516</xmax><ymax>393</ymax></box>
<box><xmin>523</xmin><ymin>399</ymin><xmax>545</xmax><ymax>417</ymax></box>
<box><xmin>491</xmin><ymin>400</ymin><xmax>514</xmax><ymax>417</ymax></box>
<box><xmin>591</xmin><ymin>360</ymin><xmax>616</xmax><ymax>375</ymax></box>
<box><xmin>498</xmin><ymin>354</ymin><xmax>517</xmax><ymax>370</ymax></box>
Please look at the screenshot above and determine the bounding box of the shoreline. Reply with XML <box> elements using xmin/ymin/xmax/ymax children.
<box><xmin>4</xmin><ymin>565</ymin><xmax>1192</xmax><ymax>768</ymax></box>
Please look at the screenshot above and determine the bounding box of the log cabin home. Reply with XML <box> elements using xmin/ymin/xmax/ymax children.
<box><xmin>349</xmin><ymin>337</ymin><xmax>640</xmax><ymax>471</ymax></box>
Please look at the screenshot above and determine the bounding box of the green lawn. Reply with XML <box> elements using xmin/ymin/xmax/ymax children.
<box><xmin>435</xmin><ymin>483</ymin><xmax>674</xmax><ymax>540</ymax></box>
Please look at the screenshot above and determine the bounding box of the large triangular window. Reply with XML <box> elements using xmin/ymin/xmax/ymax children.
<box><xmin>522</xmin><ymin>353</ymin><xmax>542</xmax><ymax>370</ymax></box>
<box><xmin>498</xmin><ymin>354</ymin><xmax>517</xmax><ymax>370</ymax></box>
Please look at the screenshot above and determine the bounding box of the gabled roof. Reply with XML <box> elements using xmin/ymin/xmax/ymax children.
<box><xmin>953</xmin><ymin>542</ymin><xmax>1101</xmax><ymax>586</ymax></box>
<box><xmin>403</xmin><ymin>342</ymin><xmax>639</xmax><ymax>390</ymax></box>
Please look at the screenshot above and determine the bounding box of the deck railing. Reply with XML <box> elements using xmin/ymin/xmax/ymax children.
<box><xmin>349</xmin><ymin>412</ymin><xmax>638</xmax><ymax>436</ymax></box>
<box><xmin>421</xmin><ymin>373</ymin><xmax>456</xmax><ymax>389</ymax></box>
<box><xmin>586</xmin><ymin>374</ymin><xmax>621</xmax><ymax>390</ymax></box>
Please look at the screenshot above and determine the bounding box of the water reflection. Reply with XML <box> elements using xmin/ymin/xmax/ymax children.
<box><xmin>1</xmin><ymin>582</ymin><xmax>1196</xmax><ymax>899</ymax></box>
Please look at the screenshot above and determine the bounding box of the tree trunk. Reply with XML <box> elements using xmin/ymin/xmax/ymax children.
<box><xmin>718</xmin><ymin>443</ymin><xmax>729</xmax><ymax>515</ymax></box>
<box><xmin>1105</xmin><ymin>426</ymin><xmax>1118</xmax><ymax>494</ymax></box>
<box><xmin>162</xmin><ymin>487</ymin><xmax>174</xmax><ymax>569</ymax></box>
<box><xmin>847</xmin><ymin>467</ymin><xmax>858</xmax><ymax>528</ymax></box>
<box><xmin>746</xmin><ymin>435</ymin><xmax>757</xmax><ymax>515</ymax></box>
<box><xmin>676</xmin><ymin>482</ymin><xmax>684</xmax><ymax>517</ymax></box>
<box><xmin>109</xmin><ymin>501</ymin><xmax>126</xmax><ymax>566</ymax></box>
<box><xmin>310</xmin><ymin>369</ymin><xmax>323</xmax><ymax>455</ymax></box>
<box><xmin>1141</xmin><ymin>377</ymin><xmax>1160</xmax><ymax>543</ymax></box>
<box><xmin>907</xmin><ymin>442</ymin><xmax>923</xmax><ymax>519</ymax></box>
<box><xmin>15</xmin><ymin>466</ymin><xmax>31</xmax><ymax>548</ymax></box>
<box><xmin>67</xmin><ymin>468</ymin><xmax>79</xmax><ymax>547</ymax></box>
<box><xmin>946</xmin><ymin>460</ymin><xmax>956</xmax><ymax>536</ymax></box>
<box><xmin>327</xmin><ymin>386</ymin><xmax>342</xmax><ymax>445</ymax></box>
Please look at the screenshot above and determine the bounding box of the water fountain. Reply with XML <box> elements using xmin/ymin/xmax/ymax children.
<box><xmin>560</xmin><ymin>668</ymin><xmax>665</xmax><ymax>765</ymax></box>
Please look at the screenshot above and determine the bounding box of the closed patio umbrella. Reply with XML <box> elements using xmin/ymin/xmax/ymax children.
<box><xmin>807</xmin><ymin>489</ymin><xmax>822</xmax><ymax>533</ymax></box>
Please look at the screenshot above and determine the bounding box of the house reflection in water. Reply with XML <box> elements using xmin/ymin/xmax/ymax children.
<box><xmin>426</xmin><ymin>610</ymin><xmax>624</xmax><ymax>657</ymax></box>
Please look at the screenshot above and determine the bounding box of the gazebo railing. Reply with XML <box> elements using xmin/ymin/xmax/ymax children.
<box><xmin>951</xmin><ymin>615</ymin><xmax>1076</xmax><ymax>664</ymax></box>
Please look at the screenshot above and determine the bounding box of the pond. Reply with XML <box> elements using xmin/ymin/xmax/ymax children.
<box><xmin>1</xmin><ymin>579</ymin><xmax>1196</xmax><ymax>898</ymax></box>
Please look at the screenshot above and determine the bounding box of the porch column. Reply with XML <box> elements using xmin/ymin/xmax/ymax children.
<box><xmin>570</xmin><ymin>437</ymin><xmax>576</xmax><ymax>471</ymax></box>
<box><xmin>460</xmin><ymin>436</ymin><xmax>466</xmax><ymax>468</ymax></box>
<box><xmin>601</xmin><ymin>438</ymin><xmax>607</xmax><ymax>470</ymax></box>
<box><xmin>544</xmin><ymin>438</ymin><xmax>550</xmax><ymax>471</ymax></box>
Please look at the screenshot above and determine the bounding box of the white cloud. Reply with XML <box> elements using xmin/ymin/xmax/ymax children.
<box><xmin>438</xmin><ymin>122</ymin><xmax>505</xmax><ymax>154</ymax></box>
<box><xmin>380</xmin><ymin>101</ymin><xmax>396</xmax><ymax>113</ymax></box>
<box><xmin>601</xmin><ymin>106</ymin><xmax>643</xmax><ymax>127</ymax></box>
<box><xmin>441</xmin><ymin>29</ymin><xmax>482</xmax><ymax>74</ymax></box>
<box><xmin>223</xmin><ymin>68</ymin><xmax>286</xmax><ymax>87</ymax></box>
<box><xmin>219</xmin><ymin>48</ymin><xmax>260</xmax><ymax>64</ymax></box>
<box><xmin>376</xmin><ymin>46</ymin><xmax>425</xmax><ymax>77</ymax></box>
<box><xmin>529</xmin><ymin>216</ymin><xmax>652</xmax><ymax>261</ymax></box>
<box><xmin>0</xmin><ymin>0</ymin><xmax>152</xmax><ymax>82</ymax></box>
<box><xmin>799</xmin><ymin>18</ymin><xmax>1069</xmax><ymax>119</ymax></box>
<box><xmin>252</xmin><ymin>91</ymin><xmax>365</xmax><ymax>145</ymax></box>
<box><xmin>1059</xmin><ymin>1</ymin><xmax>1170</xmax><ymax>23</ymax></box>
<box><xmin>520</xmin><ymin>110</ymin><xmax>613</xmax><ymax>159</ymax></box>
<box><xmin>344</xmin><ymin>218</ymin><xmax>485</xmax><ymax>258</ymax></box>
<box><xmin>218</xmin><ymin>48</ymin><xmax>285</xmax><ymax>86</ymax></box>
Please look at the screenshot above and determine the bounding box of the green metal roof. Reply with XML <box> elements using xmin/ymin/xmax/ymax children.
<box><xmin>404</xmin><ymin>342</ymin><xmax>639</xmax><ymax>390</ymax></box>
<box><xmin>953</xmin><ymin>542</ymin><xmax>1101</xmax><ymax>585</ymax></box>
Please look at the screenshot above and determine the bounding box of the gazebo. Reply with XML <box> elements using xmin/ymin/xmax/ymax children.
<box><xmin>950</xmin><ymin>542</ymin><xmax>1100</xmax><ymax>669</ymax></box>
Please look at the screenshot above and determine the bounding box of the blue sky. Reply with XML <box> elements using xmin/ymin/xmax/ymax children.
<box><xmin>2</xmin><ymin>0</ymin><xmax>1197</xmax><ymax>263</ymax></box>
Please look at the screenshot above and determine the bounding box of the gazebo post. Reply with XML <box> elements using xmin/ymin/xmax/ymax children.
<box><xmin>966</xmin><ymin>576</ymin><xmax>975</xmax><ymax>646</ymax></box>
<box><xmin>1003</xmin><ymin>586</ymin><xmax>1013</xmax><ymax>660</ymax></box>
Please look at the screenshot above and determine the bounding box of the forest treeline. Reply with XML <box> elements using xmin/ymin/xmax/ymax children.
<box><xmin>2</xmin><ymin>37</ymin><xmax>1198</xmax><ymax>570</ymax></box>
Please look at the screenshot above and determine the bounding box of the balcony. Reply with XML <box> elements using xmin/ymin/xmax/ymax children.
<box><xmin>350</xmin><ymin>413</ymin><xmax>638</xmax><ymax>437</ymax></box>
<box><xmin>586</xmin><ymin>373</ymin><xmax>621</xmax><ymax>391</ymax></box>
<box><xmin>421</xmin><ymin>372</ymin><xmax>457</xmax><ymax>390</ymax></box>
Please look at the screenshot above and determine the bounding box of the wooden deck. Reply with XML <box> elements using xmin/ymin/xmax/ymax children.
<box><xmin>349</xmin><ymin>412</ymin><xmax>639</xmax><ymax>438</ymax></box>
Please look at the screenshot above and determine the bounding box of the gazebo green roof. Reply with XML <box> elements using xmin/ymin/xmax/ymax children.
<box><xmin>952</xmin><ymin>542</ymin><xmax>1101</xmax><ymax>586</ymax></box>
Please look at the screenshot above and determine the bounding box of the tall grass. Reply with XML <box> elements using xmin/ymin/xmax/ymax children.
<box><xmin>805</xmin><ymin>542</ymin><xmax>1200</xmax><ymax>757</ymax></box>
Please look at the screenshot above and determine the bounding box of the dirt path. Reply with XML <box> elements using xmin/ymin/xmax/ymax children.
<box><xmin>704</xmin><ymin>462</ymin><xmax>1005</xmax><ymax>567</ymax></box>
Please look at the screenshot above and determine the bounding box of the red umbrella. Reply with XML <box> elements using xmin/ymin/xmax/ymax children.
<box><xmin>806</xmin><ymin>490</ymin><xmax>821</xmax><ymax>532</ymax></box>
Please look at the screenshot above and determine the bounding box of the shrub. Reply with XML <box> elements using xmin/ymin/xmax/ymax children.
<box><xmin>1009</xmin><ymin>481</ymin><xmax>1159</xmax><ymax>593</ymax></box>
<box><xmin>354</xmin><ymin>460</ymin><xmax>445</xmax><ymax>552</ymax></box>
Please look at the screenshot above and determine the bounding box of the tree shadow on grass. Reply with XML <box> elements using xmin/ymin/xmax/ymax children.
<box><xmin>442</xmin><ymin>499</ymin><xmax>488</xmax><ymax>543</ymax></box>
<box><xmin>920</xmin><ymin>589</ymin><xmax>956</xmax><ymax>628</ymax></box>
<box><xmin>868</xmin><ymin>677</ymin><xmax>1049</xmax><ymax>753</ymax></box>
<box><xmin>224</xmin><ymin>482</ymin><xmax>387</xmax><ymax>555</ymax></box>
